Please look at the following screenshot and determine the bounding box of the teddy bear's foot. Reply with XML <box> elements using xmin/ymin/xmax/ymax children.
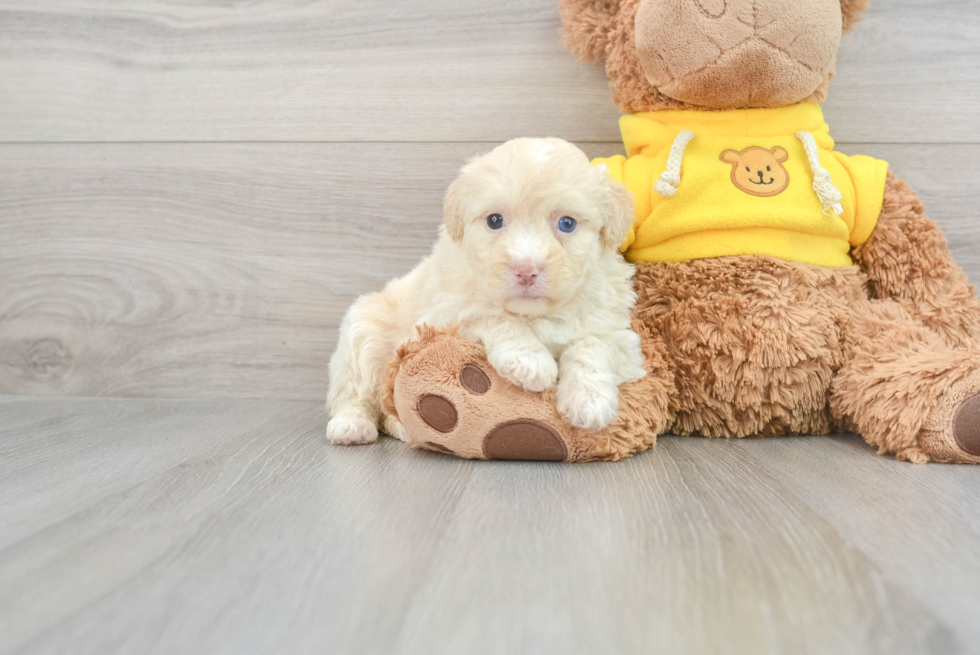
<box><xmin>397</xmin><ymin>353</ymin><xmax>571</xmax><ymax>461</ymax></box>
<box><xmin>952</xmin><ymin>395</ymin><xmax>980</xmax><ymax>456</ymax></box>
<box><xmin>904</xmin><ymin>372</ymin><xmax>980</xmax><ymax>464</ymax></box>
<box><xmin>382</xmin><ymin>325</ymin><xmax>672</xmax><ymax>463</ymax></box>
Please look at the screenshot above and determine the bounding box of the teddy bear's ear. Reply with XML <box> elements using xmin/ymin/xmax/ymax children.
<box><xmin>559</xmin><ymin>0</ymin><xmax>622</xmax><ymax>63</ymax></box>
<box><xmin>771</xmin><ymin>147</ymin><xmax>789</xmax><ymax>163</ymax></box>
<box><xmin>719</xmin><ymin>150</ymin><xmax>742</xmax><ymax>165</ymax></box>
<box><xmin>840</xmin><ymin>0</ymin><xmax>870</xmax><ymax>34</ymax></box>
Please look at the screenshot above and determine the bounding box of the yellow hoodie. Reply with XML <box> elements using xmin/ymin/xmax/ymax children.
<box><xmin>595</xmin><ymin>103</ymin><xmax>889</xmax><ymax>268</ymax></box>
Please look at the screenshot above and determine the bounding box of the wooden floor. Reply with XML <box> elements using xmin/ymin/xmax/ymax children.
<box><xmin>2</xmin><ymin>0</ymin><xmax>980</xmax><ymax>653</ymax></box>
<box><xmin>1</xmin><ymin>397</ymin><xmax>979</xmax><ymax>655</ymax></box>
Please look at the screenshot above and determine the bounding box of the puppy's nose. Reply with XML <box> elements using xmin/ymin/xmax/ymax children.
<box><xmin>511</xmin><ymin>261</ymin><xmax>543</xmax><ymax>286</ymax></box>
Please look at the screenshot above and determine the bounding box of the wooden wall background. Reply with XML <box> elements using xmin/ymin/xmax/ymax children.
<box><xmin>1</xmin><ymin>0</ymin><xmax>979</xmax><ymax>400</ymax></box>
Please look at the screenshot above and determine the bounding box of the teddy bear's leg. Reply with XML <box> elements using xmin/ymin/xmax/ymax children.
<box><xmin>382</xmin><ymin>323</ymin><xmax>674</xmax><ymax>462</ymax></box>
<box><xmin>852</xmin><ymin>172</ymin><xmax>980</xmax><ymax>348</ymax></box>
<box><xmin>838</xmin><ymin>172</ymin><xmax>980</xmax><ymax>463</ymax></box>
<box><xmin>832</xmin><ymin>298</ymin><xmax>980</xmax><ymax>464</ymax></box>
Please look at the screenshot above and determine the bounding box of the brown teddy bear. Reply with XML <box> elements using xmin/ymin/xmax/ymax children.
<box><xmin>381</xmin><ymin>0</ymin><xmax>980</xmax><ymax>464</ymax></box>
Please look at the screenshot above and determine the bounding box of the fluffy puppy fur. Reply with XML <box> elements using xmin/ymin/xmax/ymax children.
<box><xmin>326</xmin><ymin>137</ymin><xmax>645</xmax><ymax>445</ymax></box>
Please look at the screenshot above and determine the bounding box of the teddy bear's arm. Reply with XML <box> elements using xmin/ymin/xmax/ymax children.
<box><xmin>851</xmin><ymin>171</ymin><xmax>980</xmax><ymax>347</ymax></box>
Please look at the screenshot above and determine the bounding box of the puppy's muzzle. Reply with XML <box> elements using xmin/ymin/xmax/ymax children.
<box><xmin>511</xmin><ymin>261</ymin><xmax>543</xmax><ymax>287</ymax></box>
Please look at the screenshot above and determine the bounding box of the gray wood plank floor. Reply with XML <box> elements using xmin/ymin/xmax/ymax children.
<box><xmin>1</xmin><ymin>396</ymin><xmax>977</xmax><ymax>655</ymax></box>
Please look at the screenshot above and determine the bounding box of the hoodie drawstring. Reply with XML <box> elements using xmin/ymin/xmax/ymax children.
<box><xmin>654</xmin><ymin>130</ymin><xmax>696</xmax><ymax>198</ymax></box>
<box><xmin>796</xmin><ymin>131</ymin><xmax>844</xmax><ymax>217</ymax></box>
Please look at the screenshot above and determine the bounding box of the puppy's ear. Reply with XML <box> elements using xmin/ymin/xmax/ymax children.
<box><xmin>596</xmin><ymin>164</ymin><xmax>635</xmax><ymax>251</ymax></box>
<box><xmin>559</xmin><ymin>0</ymin><xmax>622</xmax><ymax>63</ymax></box>
<box><xmin>443</xmin><ymin>177</ymin><xmax>465</xmax><ymax>241</ymax></box>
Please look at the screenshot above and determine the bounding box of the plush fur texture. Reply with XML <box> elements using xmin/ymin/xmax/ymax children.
<box><xmin>852</xmin><ymin>173</ymin><xmax>980</xmax><ymax>348</ymax></box>
<box><xmin>633</xmin><ymin>257</ymin><xmax>861</xmax><ymax>439</ymax></box>
<box><xmin>327</xmin><ymin>138</ymin><xmax>644</xmax><ymax>444</ymax></box>
<box><xmin>834</xmin><ymin>172</ymin><xmax>980</xmax><ymax>463</ymax></box>
<box><xmin>380</xmin><ymin>0</ymin><xmax>980</xmax><ymax>464</ymax></box>
<box><xmin>840</xmin><ymin>0</ymin><xmax>871</xmax><ymax>34</ymax></box>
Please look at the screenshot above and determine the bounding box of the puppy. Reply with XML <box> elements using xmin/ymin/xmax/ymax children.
<box><xmin>326</xmin><ymin>137</ymin><xmax>646</xmax><ymax>445</ymax></box>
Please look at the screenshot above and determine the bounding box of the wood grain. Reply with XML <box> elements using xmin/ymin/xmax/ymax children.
<box><xmin>0</xmin><ymin>142</ymin><xmax>457</xmax><ymax>399</ymax></box>
<box><xmin>733</xmin><ymin>435</ymin><xmax>980</xmax><ymax>647</ymax></box>
<box><xmin>0</xmin><ymin>397</ymin><xmax>306</xmax><ymax>551</ymax></box>
<box><xmin>2</xmin><ymin>397</ymin><xmax>974</xmax><ymax>655</ymax></box>
<box><xmin>0</xmin><ymin>0</ymin><xmax>977</xmax><ymax>144</ymax></box>
<box><xmin>2</xmin><ymin>142</ymin><xmax>977</xmax><ymax>400</ymax></box>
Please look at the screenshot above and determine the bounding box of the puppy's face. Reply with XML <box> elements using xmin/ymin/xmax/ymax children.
<box><xmin>444</xmin><ymin>138</ymin><xmax>634</xmax><ymax>316</ymax></box>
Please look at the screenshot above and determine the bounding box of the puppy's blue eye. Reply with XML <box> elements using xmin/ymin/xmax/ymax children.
<box><xmin>558</xmin><ymin>216</ymin><xmax>577</xmax><ymax>233</ymax></box>
<box><xmin>486</xmin><ymin>214</ymin><xmax>504</xmax><ymax>230</ymax></box>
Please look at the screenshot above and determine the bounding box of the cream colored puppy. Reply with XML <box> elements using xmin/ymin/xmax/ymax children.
<box><xmin>326</xmin><ymin>138</ymin><xmax>646</xmax><ymax>445</ymax></box>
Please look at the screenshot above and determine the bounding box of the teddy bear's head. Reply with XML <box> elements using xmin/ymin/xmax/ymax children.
<box><xmin>560</xmin><ymin>0</ymin><xmax>869</xmax><ymax>112</ymax></box>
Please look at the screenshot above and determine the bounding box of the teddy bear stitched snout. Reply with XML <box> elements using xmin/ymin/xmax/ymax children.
<box><xmin>634</xmin><ymin>0</ymin><xmax>843</xmax><ymax>109</ymax></box>
<box><xmin>692</xmin><ymin>0</ymin><xmax>726</xmax><ymax>19</ymax></box>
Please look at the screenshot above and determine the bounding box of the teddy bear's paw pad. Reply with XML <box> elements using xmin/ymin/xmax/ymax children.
<box><xmin>953</xmin><ymin>393</ymin><xmax>980</xmax><ymax>456</ymax></box>
<box><xmin>460</xmin><ymin>364</ymin><xmax>491</xmax><ymax>394</ymax></box>
<box><xmin>421</xmin><ymin>441</ymin><xmax>458</xmax><ymax>456</ymax></box>
<box><xmin>417</xmin><ymin>395</ymin><xmax>458</xmax><ymax>433</ymax></box>
<box><xmin>483</xmin><ymin>419</ymin><xmax>568</xmax><ymax>461</ymax></box>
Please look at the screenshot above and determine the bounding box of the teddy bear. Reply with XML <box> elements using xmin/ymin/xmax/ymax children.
<box><xmin>380</xmin><ymin>0</ymin><xmax>980</xmax><ymax>464</ymax></box>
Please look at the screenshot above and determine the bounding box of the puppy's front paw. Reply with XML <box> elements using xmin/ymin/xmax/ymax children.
<box><xmin>489</xmin><ymin>347</ymin><xmax>559</xmax><ymax>393</ymax></box>
<box><xmin>557</xmin><ymin>378</ymin><xmax>619</xmax><ymax>432</ymax></box>
<box><xmin>326</xmin><ymin>416</ymin><xmax>379</xmax><ymax>445</ymax></box>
